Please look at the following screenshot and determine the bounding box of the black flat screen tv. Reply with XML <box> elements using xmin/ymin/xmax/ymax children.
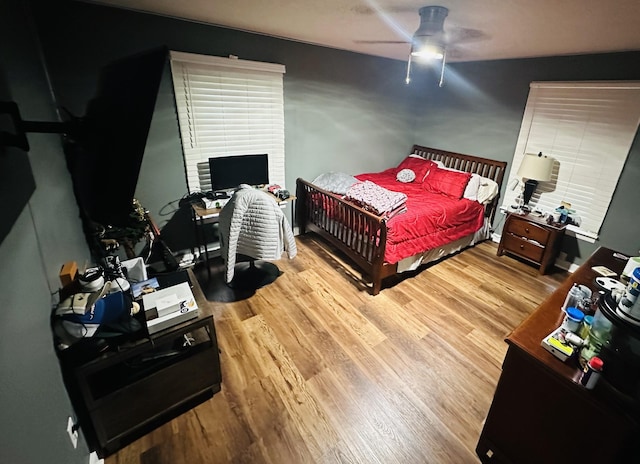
<box><xmin>66</xmin><ymin>46</ymin><xmax>167</xmax><ymax>230</ymax></box>
<box><xmin>208</xmin><ymin>154</ymin><xmax>269</xmax><ymax>191</ymax></box>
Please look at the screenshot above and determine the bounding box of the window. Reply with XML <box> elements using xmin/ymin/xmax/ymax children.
<box><xmin>502</xmin><ymin>81</ymin><xmax>640</xmax><ymax>241</ymax></box>
<box><xmin>169</xmin><ymin>51</ymin><xmax>286</xmax><ymax>193</ymax></box>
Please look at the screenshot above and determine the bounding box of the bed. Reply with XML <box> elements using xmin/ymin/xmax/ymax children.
<box><xmin>295</xmin><ymin>145</ymin><xmax>507</xmax><ymax>295</ymax></box>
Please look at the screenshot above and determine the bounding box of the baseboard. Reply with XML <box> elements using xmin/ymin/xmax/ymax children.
<box><xmin>556</xmin><ymin>252</ymin><xmax>578</xmax><ymax>273</ymax></box>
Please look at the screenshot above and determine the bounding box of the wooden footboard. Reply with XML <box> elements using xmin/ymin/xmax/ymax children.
<box><xmin>295</xmin><ymin>178</ymin><xmax>394</xmax><ymax>295</ymax></box>
<box><xmin>296</xmin><ymin>145</ymin><xmax>507</xmax><ymax>295</ymax></box>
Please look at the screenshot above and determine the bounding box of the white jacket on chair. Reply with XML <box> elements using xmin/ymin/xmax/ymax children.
<box><xmin>218</xmin><ymin>185</ymin><xmax>297</xmax><ymax>283</ymax></box>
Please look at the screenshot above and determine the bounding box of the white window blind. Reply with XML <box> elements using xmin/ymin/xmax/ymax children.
<box><xmin>169</xmin><ymin>51</ymin><xmax>286</xmax><ymax>193</ymax></box>
<box><xmin>502</xmin><ymin>81</ymin><xmax>640</xmax><ymax>240</ymax></box>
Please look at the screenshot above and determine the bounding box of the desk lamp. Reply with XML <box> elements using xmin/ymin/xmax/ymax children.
<box><xmin>517</xmin><ymin>152</ymin><xmax>554</xmax><ymax>212</ymax></box>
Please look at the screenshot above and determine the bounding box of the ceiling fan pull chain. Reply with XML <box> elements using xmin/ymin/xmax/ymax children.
<box><xmin>405</xmin><ymin>53</ymin><xmax>413</xmax><ymax>84</ymax></box>
<box><xmin>439</xmin><ymin>49</ymin><xmax>447</xmax><ymax>87</ymax></box>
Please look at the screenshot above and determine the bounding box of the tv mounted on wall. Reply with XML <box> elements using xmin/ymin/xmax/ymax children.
<box><xmin>1</xmin><ymin>47</ymin><xmax>171</xmax><ymax>260</ymax></box>
<box><xmin>65</xmin><ymin>47</ymin><xmax>168</xmax><ymax>230</ymax></box>
<box><xmin>208</xmin><ymin>154</ymin><xmax>269</xmax><ymax>191</ymax></box>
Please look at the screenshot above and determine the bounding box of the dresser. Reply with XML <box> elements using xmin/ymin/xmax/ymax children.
<box><xmin>497</xmin><ymin>212</ymin><xmax>566</xmax><ymax>274</ymax></box>
<box><xmin>476</xmin><ymin>247</ymin><xmax>640</xmax><ymax>464</ymax></box>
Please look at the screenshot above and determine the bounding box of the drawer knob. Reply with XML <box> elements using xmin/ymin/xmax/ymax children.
<box><xmin>525</xmin><ymin>227</ymin><xmax>530</xmax><ymax>233</ymax></box>
<box><xmin>520</xmin><ymin>244</ymin><xmax>525</xmax><ymax>250</ymax></box>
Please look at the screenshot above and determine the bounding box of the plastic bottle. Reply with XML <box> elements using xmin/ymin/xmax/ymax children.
<box><xmin>561</xmin><ymin>307</ymin><xmax>584</xmax><ymax>333</ymax></box>
<box><xmin>578</xmin><ymin>315</ymin><xmax>594</xmax><ymax>340</ymax></box>
<box><xmin>579</xmin><ymin>356</ymin><xmax>603</xmax><ymax>390</ymax></box>
<box><xmin>561</xmin><ymin>283</ymin><xmax>582</xmax><ymax>312</ymax></box>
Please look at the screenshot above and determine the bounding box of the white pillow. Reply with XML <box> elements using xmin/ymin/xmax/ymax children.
<box><xmin>396</xmin><ymin>168</ymin><xmax>416</xmax><ymax>183</ymax></box>
<box><xmin>477</xmin><ymin>178</ymin><xmax>499</xmax><ymax>204</ymax></box>
<box><xmin>464</xmin><ymin>174</ymin><xmax>481</xmax><ymax>202</ymax></box>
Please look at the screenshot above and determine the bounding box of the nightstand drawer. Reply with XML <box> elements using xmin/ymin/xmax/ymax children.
<box><xmin>502</xmin><ymin>234</ymin><xmax>545</xmax><ymax>262</ymax></box>
<box><xmin>507</xmin><ymin>217</ymin><xmax>550</xmax><ymax>243</ymax></box>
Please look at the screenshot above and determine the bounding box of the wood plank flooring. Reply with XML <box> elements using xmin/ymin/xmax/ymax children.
<box><xmin>107</xmin><ymin>235</ymin><xmax>567</xmax><ymax>464</ymax></box>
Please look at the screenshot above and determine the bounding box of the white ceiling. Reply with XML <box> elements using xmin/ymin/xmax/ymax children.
<box><xmin>91</xmin><ymin>0</ymin><xmax>640</xmax><ymax>62</ymax></box>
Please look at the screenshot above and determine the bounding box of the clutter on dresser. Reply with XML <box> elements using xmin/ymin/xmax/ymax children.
<box><xmin>539</xmin><ymin>251</ymin><xmax>640</xmax><ymax>401</ymax></box>
<box><xmin>622</xmin><ymin>255</ymin><xmax>640</xmax><ymax>282</ymax></box>
<box><xmin>478</xmin><ymin>247</ymin><xmax>640</xmax><ymax>464</ymax></box>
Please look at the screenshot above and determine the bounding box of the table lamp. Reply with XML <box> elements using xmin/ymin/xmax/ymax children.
<box><xmin>517</xmin><ymin>152</ymin><xmax>554</xmax><ymax>212</ymax></box>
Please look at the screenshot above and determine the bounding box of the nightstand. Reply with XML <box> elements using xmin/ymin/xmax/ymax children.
<box><xmin>497</xmin><ymin>212</ymin><xmax>566</xmax><ymax>274</ymax></box>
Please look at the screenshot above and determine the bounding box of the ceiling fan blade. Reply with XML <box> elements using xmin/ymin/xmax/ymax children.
<box><xmin>446</xmin><ymin>27</ymin><xmax>489</xmax><ymax>44</ymax></box>
<box><xmin>354</xmin><ymin>40</ymin><xmax>409</xmax><ymax>44</ymax></box>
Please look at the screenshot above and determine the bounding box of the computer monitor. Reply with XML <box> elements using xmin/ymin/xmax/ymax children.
<box><xmin>208</xmin><ymin>154</ymin><xmax>269</xmax><ymax>191</ymax></box>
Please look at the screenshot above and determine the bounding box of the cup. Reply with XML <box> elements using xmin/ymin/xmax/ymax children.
<box><xmin>561</xmin><ymin>307</ymin><xmax>585</xmax><ymax>333</ymax></box>
<box><xmin>616</xmin><ymin>267</ymin><xmax>640</xmax><ymax>324</ymax></box>
<box><xmin>561</xmin><ymin>284</ymin><xmax>592</xmax><ymax>313</ymax></box>
<box><xmin>622</xmin><ymin>257</ymin><xmax>640</xmax><ymax>282</ymax></box>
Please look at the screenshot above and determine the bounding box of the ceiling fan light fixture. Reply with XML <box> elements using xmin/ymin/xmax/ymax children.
<box><xmin>410</xmin><ymin>39</ymin><xmax>445</xmax><ymax>60</ymax></box>
<box><xmin>411</xmin><ymin>5</ymin><xmax>448</xmax><ymax>60</ymax></box>
<box><xmin>405</xmin><ymin>6</ymin><xmax>449</xmax><ymax>86</ymax></box>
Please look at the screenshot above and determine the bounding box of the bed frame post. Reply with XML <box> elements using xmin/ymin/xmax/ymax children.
<box><xmin>295</xmin><ymin>178</ymin><xmax>307</xmax><ymax>235</ymax></box>
<box><xmin>370</xmin><ymin>220</ymin><xmax>387</xmax><ymax>295</ymax></box>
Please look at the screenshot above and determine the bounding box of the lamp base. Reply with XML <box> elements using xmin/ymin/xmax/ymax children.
<box><xmin>523</xmin><ymin>179</ymin><xmax>538</xmax><ymax>207</ymax></box>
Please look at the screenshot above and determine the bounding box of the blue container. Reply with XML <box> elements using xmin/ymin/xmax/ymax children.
<box><xmin>562</xmin><ymin>306</ymin><xmax>585</xmax><ymax>333</ymax></box>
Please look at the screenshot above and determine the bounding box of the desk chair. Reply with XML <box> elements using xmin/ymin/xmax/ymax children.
<box><xmin>217</xmin><ymin>185</ymin><xmax>296</xmax><ymax>295</ymax></box>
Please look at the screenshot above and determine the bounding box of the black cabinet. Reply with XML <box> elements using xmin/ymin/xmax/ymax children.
<box><xmin>57</xmin><ymin>313</ymin><xmax>221</xmax><ymax>457</ymax></box>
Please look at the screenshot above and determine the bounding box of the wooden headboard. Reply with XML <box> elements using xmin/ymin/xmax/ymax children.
<box><xmin>411</xmin><ymin>145</ymin><xmax>507</xmax><ymax>223</ymax></box>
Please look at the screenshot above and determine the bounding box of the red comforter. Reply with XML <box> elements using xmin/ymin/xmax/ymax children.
<box><xmin>356</xmin><ymin>169</ymin><xmax>485</xmax><ymax>264</ymax></box>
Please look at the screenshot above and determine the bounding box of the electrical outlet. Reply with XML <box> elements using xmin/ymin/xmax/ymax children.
<box><xmin>67</xmin><ymin>416</ymin><xmax>78</xmax><ymax>449</ymax></box>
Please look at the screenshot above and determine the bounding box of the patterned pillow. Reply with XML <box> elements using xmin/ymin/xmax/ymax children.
<box><xmin>396</xmin><ymin>156</ymin><xmax>435</xmax><ymax>182</ymax></box>
<box><xmin>396</xmin><ymin>168</ymin><xmax>416</xmax><ymax>183</ymax></box>
<box><xmin>423</xmin><ymin>167</ymin><xmax>472</xmax><ymax>199</ymax></box>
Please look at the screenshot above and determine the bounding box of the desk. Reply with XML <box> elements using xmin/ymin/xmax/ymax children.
<box><xmin>192</xmin><ymin>194</ymin><xmax>295</xmax><ymax>279</ymax></box>
<box><xmin>476</xmin><ymin>247</ymin><xmax>640</xmax><ymax>464</ymax></box>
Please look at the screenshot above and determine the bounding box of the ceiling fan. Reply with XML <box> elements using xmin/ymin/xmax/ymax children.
<box><xmin>355</xmin><ymin>5</ymin><xmax>484</xmax><ymax>86</ymax></box>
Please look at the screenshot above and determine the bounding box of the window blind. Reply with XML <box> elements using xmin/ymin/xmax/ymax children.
<box><xmin>502</xmin><ymin>81</ymin><xmax>640</xmax><ymax>240</ymax></box>
<box><xmin>169</xmin><ymin>51</ymin><xmax>286</xmax><ymax>193</ymax></box>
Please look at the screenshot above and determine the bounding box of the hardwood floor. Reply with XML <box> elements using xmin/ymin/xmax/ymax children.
<box><xmin>107</xmin><ymin>235</ymin><xmax>567</xmax><ymax>464</ymax></box>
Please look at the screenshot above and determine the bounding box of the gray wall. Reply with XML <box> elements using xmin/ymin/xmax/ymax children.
<box><xmin>412</xmin><ymin>53</ymin><xmax>640</xmax><ymax>263</ymax></box>
<box><xmin>33</xmin><ymin>1</ymin><xmax>640</xmax><ymax>265</ymax></box>
<box><xmin>0</xmin><ymin>1</ymin><xmax>91</xmax><ymax>463</ymax></box>
<box><xmin>31</xmin><ymin>0</ymin><xmax>415</xmax><ymax>251</ymax></box>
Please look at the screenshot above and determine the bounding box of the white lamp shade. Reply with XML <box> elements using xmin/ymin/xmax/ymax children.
<box><xmin>517</xmin><ymin>153</ymin><xmax>554</xmax><ymax>181</ymax></box>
